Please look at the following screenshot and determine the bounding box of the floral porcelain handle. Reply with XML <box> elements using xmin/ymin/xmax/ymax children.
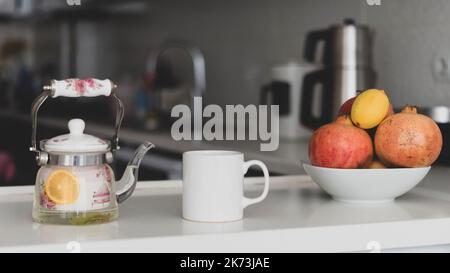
<box><xmin>46</xmin><ymin>78</ymin><xmax>115</xmax><ymax>98</ymax></box>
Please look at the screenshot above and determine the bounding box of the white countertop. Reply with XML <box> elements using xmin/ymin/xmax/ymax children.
<box><xmin>0</xmin><ymin>110</ymin><xmax>308</xmax><ymax>175</ymax></box>
<box><xmin>2</xmin><ymin>167</ymin><xmax>450</xmax><ymax>253</ymax></box>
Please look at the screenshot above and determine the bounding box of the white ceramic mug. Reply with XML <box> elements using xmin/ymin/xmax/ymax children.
<box><xmin>182</xmin><ymin>150</ymin><xmax>270</xmax><ymax>222</ymax></box>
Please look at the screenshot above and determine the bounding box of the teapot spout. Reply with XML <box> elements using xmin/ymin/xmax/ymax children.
<box><xmin>116</xmin><ymin>141</ymin><xmax>155</xmax><ymax>203</ymax></box>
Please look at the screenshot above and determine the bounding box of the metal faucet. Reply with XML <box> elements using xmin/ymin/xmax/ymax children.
<box><xmin>150</xmin><ymin>41</ymin><xmax>206</xmax><ymax>98</ymax></box>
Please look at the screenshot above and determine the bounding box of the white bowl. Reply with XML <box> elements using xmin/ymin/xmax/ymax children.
<box><xmin>303</xmin><ymin>163</ymin><xmax>431</xmax><ymax>204</ymax></box>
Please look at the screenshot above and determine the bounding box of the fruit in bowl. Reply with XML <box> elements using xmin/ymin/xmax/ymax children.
<box><xmin>367</xmin><ymin>160</ymin><xmax>386</xmax><ymax>169</ymax></box>
<box><xmin>375</xmin><ymin>106</ymin><xmax>442</xmax><ymax>168</ymax></box>
<box><xmin>309</xmin><ymin>115</ymin><xmax>373</xmax><ymax>169</ymax></box>
<box><xmin>338</xmin><ymin>89</ymin><xmax>394</xmax><ymax>123</ymax></box>
<box><xmin>304</xmin><ymin>89</ymin><xmax>442</xmax><ymax>203</ymax></box>
<box><xmin>350</xmin><ymin>89</ymin><xmax>391</xmax><ymax>129</ymax></box>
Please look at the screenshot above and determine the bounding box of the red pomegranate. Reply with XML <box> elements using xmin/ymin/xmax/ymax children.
<box><xmin>338</xmin><ymin>97</ymin><xmax>356</xmax><ymax>116</ymax></box>
<box><xmin>375</xmin><ymin>106</ymin><xmax>443</xmax><ymax>167</ymax></box>
<box><xmin>309</xmin><ymin>115</ymin><xmax>373</xmax><ymax>168</ymax></box>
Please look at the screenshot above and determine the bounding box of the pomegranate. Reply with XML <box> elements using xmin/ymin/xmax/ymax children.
<box><xmin>374</xmin><ymin>106</ymin><xmax>443</xmax><ymax>167</ymax></box>
<box><xmin>309</xmin><ymin>115</ymin><xmax>373</xmax><ymax>168</ymax></box>
<box><xmin>338</xmin><ymin>97</ymin><xmax>356</xmax><ymax>116</ymax></box>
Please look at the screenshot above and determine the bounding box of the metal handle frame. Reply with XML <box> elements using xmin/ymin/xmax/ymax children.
<box><xmin>29</xmin><ymin>82</ymin><xmax>124</xmax><ymax>157</ymax></box>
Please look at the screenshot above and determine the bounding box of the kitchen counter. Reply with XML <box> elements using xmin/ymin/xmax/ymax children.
<box><xmin>1</xmin><ymin>167</ymin><xmax>450</xmax><ymax>253</ymax></box>
<box><xmin>0</xmin><ymin>110</ymin><xmax>308</xmax><ymax>175</ymax></box>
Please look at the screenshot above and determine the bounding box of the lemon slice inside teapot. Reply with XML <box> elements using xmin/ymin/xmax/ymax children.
<box><xmin>44</xmin><ymin>170</ymin><xmax>80</xmax><ymax>205</ymax></box>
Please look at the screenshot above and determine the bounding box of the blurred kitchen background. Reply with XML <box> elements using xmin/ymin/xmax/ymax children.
<box><xmin>0</xmin><ymin>0</ymin><xmax>449</xmax><ymax>186</ymax></box>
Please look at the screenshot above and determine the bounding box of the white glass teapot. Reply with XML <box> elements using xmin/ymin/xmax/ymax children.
<box><xmin>30</xmin><ymin>78</ymin><xmax>154</xmax><ymax>225</ymax></box>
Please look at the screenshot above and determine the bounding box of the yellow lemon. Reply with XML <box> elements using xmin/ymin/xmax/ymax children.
<box><xmin>351</xmin><ymin>89</ymin><xmax>390</xmax><ymax>129</ymax></box>
<box><xmin>45</xmin><ymin>170</ymin><xmax>79</xmax><ymax>205</ymax></box>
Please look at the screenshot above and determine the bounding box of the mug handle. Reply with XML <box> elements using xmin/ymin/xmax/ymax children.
<box><xmin>242</xmin><ymin>160</ymin><xmax>270</xmax><ymax>208</ymax></box>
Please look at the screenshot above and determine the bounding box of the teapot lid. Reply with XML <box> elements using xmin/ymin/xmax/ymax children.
<box><xmin>43</xmin><ymin>119</ymin><xmax>110</xmax><ymax>153</ymax></box>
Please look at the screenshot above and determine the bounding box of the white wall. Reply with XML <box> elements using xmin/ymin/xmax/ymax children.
<box><xmin>366</xmin><ymin>0</ymin><xmax>450</xmax><ymax>107</ymax></box>
<box><xmin>4</xmin><ymin>0</ymin><xmax>450</xmax><ymax>109</ymax></box>
<box><xmin>108</xmin><ymin>0</ymin><xmax>365</xmax><ymax>106</ymax></box>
